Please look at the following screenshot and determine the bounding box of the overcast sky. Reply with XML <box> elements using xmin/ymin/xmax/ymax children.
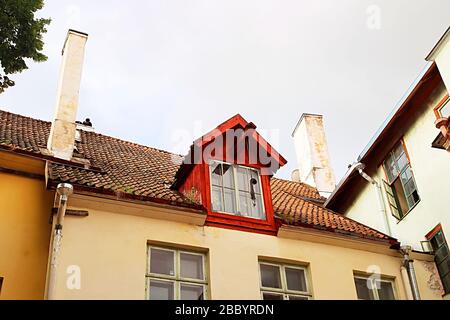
<box><xmin>1</xmin><ymin>1</ymin><xmax>449</xmax><ymax>181</ymax></box>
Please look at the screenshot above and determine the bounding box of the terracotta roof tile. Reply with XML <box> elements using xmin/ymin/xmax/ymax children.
<box><xmin>270</xmin><ymin>178</ymin><xmax>392</xmax><ymax>241</ymax></box>
<box><xmin>0</xmin><ymin>109</ymin><xmax>394</xmax><ymax>241</ymax></box>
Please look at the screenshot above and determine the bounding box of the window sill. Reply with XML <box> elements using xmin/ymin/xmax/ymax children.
<box><xmin>211</xmin><ymin>209</ymin><xmax>266</xmax><ymax>221</ymax></box>
<box><xmin>209</xmin><ymin>210</ymin><xmax>271</xmax><ymax>225</ymax></box>
<box><xmin>206</xmin><ymin>210</ymin><xmax>277</xmax><ymax>235</ymax></box>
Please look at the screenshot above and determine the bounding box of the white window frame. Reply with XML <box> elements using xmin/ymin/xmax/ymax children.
<box><xmin>353</xmin><ymin>275</ymin><xmax>396</xmax><ymax>300</ymax></box>
<box><xmin>146</xmin><ymin>246</ymin><xmax>208</xmax><ymax>300</ymax></box>
<box><xmin>209</xmin><ymin>160</ymin><xmax>266</xmax><ymax>220</ymax></box>
<box><xmin>258</xmin><ymin>261</ymin><xmax>312</xmax><ymax>300</ymax></box>
<box><xmin>382</xmin><ymin>140</ymin><xmax>420</xmax><ymax>220</ymax></box>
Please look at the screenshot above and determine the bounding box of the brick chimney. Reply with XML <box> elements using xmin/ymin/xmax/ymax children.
<box><xmin>292</xmin><ymin>114</ymin><xmax>336</xmax><ymax>197</ymax></box>
<box><xmin>47</xmin><ymin>30</ymin><xmax>88</xmax><ymax>160</ymax></box>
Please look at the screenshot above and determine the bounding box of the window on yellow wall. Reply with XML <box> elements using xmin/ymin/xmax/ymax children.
<box><xmin>0</xmin><ymin>277</ymin><xmax>3</xmax><ymax>295</ymax></box>
<box><xmin>146</xmin><ymin>246</ymin><xmax>208</xmax><ymax>300</ymax></box>
<box><xmin>259</xmin><ymin>261</ymin><xmax>312</xmax><ymax>300</ymax></box>
<box><xmin>354</xmin><ymin>275</ymin><xmax>396</xmax><ymax>300</ymax></box>
<box><xmin>382</xmin><ymin>140</ymin><xmax>420</xmax><ymax>220</ymax></box>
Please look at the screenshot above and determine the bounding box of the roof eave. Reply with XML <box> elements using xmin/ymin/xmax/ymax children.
<box><xmin>425</xmin><ymin>26</ymin><xmax>450</xmax><ymax>61</ymax></box>
<box><xmin>326</xmin><ymin>63</ymin><xmax>439</xmax><ymax>207</ymax></box>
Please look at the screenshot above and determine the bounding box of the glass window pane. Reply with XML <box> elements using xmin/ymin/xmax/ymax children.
<box><xmin>288</xmin><ymin>295</ymin><xmax>308</xmax><ymax>300</ymax></box>
<box><xmin>250</xmin><ymin>194</ymin><xmax>265</xmax><ymax>219</ymax></box>
<box><xmin>150</xmin><ymin>248</ymin><xmax>175</xmax><ymax>276</ymax></box>
<box><xmin>436</xmin><ymin>259</ymin><xmax>450</xmax><ymax>277</ymax></box>
<box><xmin>239</xmin><ymin>191</ymin><xmax>251</xmax><ymax>216</ymax></box>
<box><xmin>260</xmin><ymin>264</ymin><xmax>282</xmax><ymax>289</ymax></box>
<box><xmin>354</xmin><ymin>278</ymin><xmax>374</xmax><ymax>300</ymax></box>
<box><xmin>180</xmin><ymin>283</ymin><xmax>204</xmax><ymax>300</ymax></box>
<box><xmin>262</xmin><ymin>292</ymin><xmax>284</xmax><ymax>300</ymax></box>
<box><xmin>442</xmin><ymin>273</ymin><xmax>450</xmax><ymax>294</ymax></box>
<box><xmin>210</xmin><ymin>162</ymin><xmax>222</xmax><ymax>186</ymax></box>
<box><xmin>433</xmin><ymin>231</ymin><xmax>446</xmax><ymax>247</ymax></box>
<box><xmin>149</xmin><ymin>279</ymin><xmax>174</xmax><ymax>300</ymax></box>
<box><xmin>249</xmin><ymin>170</ymin><xmax>261</xmax><ymax>194</ymax></box>
<box><xmin>439</xmin><ymin>99</ymin><xmax>450</xmax><ymax>117</ymax></box>
<box><xmin>393</xmin><ymin>143</ymin><xmax>405</xmax><ymax>161</ymax></box>
<box><xmin>212</xmin><ymin>186</ymin><xmax>223</xmax><ymax>212</ymax></box>
<box><xmin>237</xmin><ymin>167</ymin><xmax>249</xmax><ymax>191</ymax></box>
<box><xmin>377</xmin><ymin>281</ymin><xmax>395</xmax><ymax>300</ymax></box>
<box><xmin>180</xmin><ymin>253</ymin><xmax>204</xmax><ymax>280</ymax></box>
<box><xmin>285</xmin><ymin>267</ymin><xmax>307</xmax><ymax>292</ymax></box>
<box><xmin>383</xmin><ymin>155</ymin><xmax>398</xmax><ymax>183</ymax></box>
<box><xmin>435</xmin><ymin>246</ymin><xmax>449</xmax><ymax>264</ymax></box>
<box><xmin>411</xmin><ymin>190</ymin><xmax>420</xmax><ymax>205</ymax></box>
<box><xmin>403</xmin><ymin>178</ymin><xmax>416</xmax><ymax>197</ymax></box>
<box><xmin>396</xmin><ymin>153</ymin><xmax>409</xmax><ymax>171</ymax></box>
<box><xmin>400</xmin><ymin>166</ymin><xmax>413</xmax><ymax>185</ymax></box>
<box><xmin>224</xmin><ymin>188</ymin><xmax>237</xmax><ymax>213</ymax></box>
<box><xmin>222</xmin><ymin>164</ymin><xmax>234</xmax><ymax>188</ymax></box>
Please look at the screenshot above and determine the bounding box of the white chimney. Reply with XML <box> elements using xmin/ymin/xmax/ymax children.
<box><xmin>47</xmin><ymin>29</ymin><xmax>88</xmax><ymax>160</ymax></box>
<box><xmin>292</xmin><ymin>113</ymin><xmax>336</xmax><ymax>197</ymax></box>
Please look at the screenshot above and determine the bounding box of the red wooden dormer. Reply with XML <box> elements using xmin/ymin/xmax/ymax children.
<box><xmin>172</xmin><ymin>114</ymin><xmax>287</xmax><ymax>235</ymax></box>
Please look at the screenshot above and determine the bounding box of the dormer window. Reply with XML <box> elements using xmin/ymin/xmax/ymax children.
<box><xmin>209</xmin><ymin>160</ymin><xmax>265</xmax><ymax>220</ymax></box>
<box><xmin>173</xmin><ymin>114</ymin><xmax>287</xmax><ymax>234</ymax></box>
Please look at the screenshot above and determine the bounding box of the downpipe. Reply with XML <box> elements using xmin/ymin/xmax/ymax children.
<box><xmin>354</xmin><ymin>163</ymin><xmax>392</xmax><ymax>237</ymax></box>
<box><xmin>400</xmin><ymin>246</ymin><xmax>421</xmax><ymax>300</ymax></box>
<box><xmin>46</xmin><ymin>183</ymin><xmax>73</xmax><ymax>300</ymax></box>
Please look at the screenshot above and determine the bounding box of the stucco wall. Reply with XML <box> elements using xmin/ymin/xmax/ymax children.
<box><xmin>0</xmin><ymin>172</ymin><xmax>53</xmax><ymax>299</ymax></box>
<box><xmin>344</xmin><ymin>84</ymin><xmax>450</xmax><ymax>252</ymax></box>
<box><xmin>51</xmin><ymin>200</ymin><xmax>441</xmax><ymax>300</ymax></box>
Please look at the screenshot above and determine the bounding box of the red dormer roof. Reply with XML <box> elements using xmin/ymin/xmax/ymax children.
<box><xmin>172</xmin><ymin>114</ymin><xmax>287</xmax><ymax>189</ymax></box>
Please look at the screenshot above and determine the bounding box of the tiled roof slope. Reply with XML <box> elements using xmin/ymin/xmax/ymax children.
<box><xmin>0</xmin><ymin>110</ymin><xmax>188</xmax><ymax>205</ymax></box>
<box><xmin>271</xmin><ymin>178</ymin><xmax>391</xmax><ymax>241</ymax></box>
<box><xmin>0</xmin><ymin>109</ymin><xmax>393</xmax><ymax>241</ymax></box>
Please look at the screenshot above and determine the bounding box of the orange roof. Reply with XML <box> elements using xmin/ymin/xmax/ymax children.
<box><xmin>0</xmin><ymin>109</ymin><xmax>395</xmax><ymax>242</ymax></box>
<box><xmin>271</xmin><ymin>178</ymin><xmax>393</xmax><ymax>241</ymax></box>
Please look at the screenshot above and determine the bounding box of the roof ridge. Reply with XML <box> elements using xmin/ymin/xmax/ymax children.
<box><xmin>82</xmin><ymin>130</ymin><xmax>183</xmax><ymax>157</ymax></box>
<box><xmin>0</xmin><ymin>109</ymin><xmax>52</xmax><ymax>125</ymax></box>
<box><xmin>271</xmin><ymin>177</ymin><xmax>326</xmax><ymax>199</ymax></box>
<box><xmin>271</xmin><ymin>176</ymin><xmax>316</xmax><ymax>190</ymax></box>
<box><xmin>0</xmin><ymin>108</ymin><xmax>183</xmax><ymax>158</ymax></box>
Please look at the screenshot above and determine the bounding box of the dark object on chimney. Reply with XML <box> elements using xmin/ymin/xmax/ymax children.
<box><xmin>83</xmin><ymin>118</ymin><xmax>92</xmax><ymax>127</ymax></box>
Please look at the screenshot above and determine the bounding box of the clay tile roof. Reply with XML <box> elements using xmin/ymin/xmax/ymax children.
<box><xmin>0</xmin><ymin>109</ymin><xmax>394</xmax><ymax>241</ymax></box>
<box><xmin>0</xmin><ymin>110</ymin><xmax>193</xmax><ymax>207</ymax></box>
<box><xmin>271</xmin><ymin>178</ymin><xmax>393</xmax><ymax>241</ymax></box>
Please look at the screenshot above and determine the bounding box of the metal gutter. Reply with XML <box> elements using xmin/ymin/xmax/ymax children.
<box><xmin>325</xmin><ymin>62</ymin><xmax>435</xmax><ymax>207</ymax></box>
<box><xmin>357</xmin><ymin>62</ymin><xmax>433</xmax><ymax>162</ymax></box>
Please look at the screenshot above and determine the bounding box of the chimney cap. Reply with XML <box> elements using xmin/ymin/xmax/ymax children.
<box><xmin>68</xmin><ymin>29</ymin><xmax>89</xmax><ymax>37</ymax></box>
<box><xmin>62</xmin><ymin>29</ymin><xmax>88</xmax><ymax>55</ymax></box>
<box><xmin>291</xmin><ymin>113</ymin><xmax>323</xmax><ymax>137</ymax></box>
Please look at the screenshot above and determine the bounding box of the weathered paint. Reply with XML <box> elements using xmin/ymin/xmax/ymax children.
<box><xmin>292</xmin><ymin>114</ymin><xmax>335</xmax><ymax>197</ymax></box>
<box><xmin>48</xmin><ymin>195</ymin><xmax>441</xmax><ymax>300</ymax></box>
<box><xmin>0</xmin><ymin>153</ymin><xmax>53</xmax><ymax>299</ymax></box>
<box><xmin>47</xmin><ymin>30</ymin><xmax>88</xmax><ymax>161</ymax></box>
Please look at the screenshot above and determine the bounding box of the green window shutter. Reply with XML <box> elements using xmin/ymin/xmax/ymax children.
<box><xmin>383</xmin><ymin>180</ymin><xmax>402</xmax><ymax>220</ymax></box>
